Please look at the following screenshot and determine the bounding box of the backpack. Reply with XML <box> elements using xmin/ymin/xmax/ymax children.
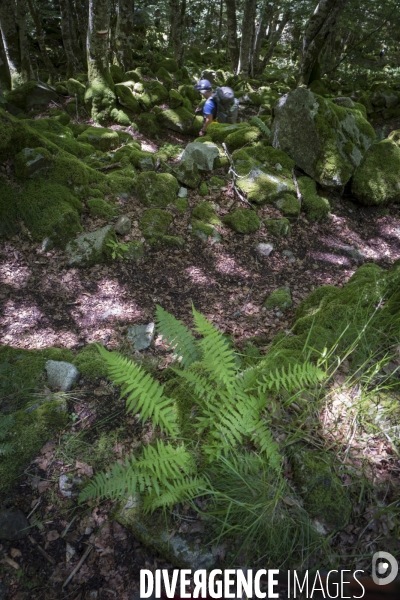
<box><xmin>213</xmin><ymin>87</ymin><xmax>239</xmax><ymax>124</ymax></box>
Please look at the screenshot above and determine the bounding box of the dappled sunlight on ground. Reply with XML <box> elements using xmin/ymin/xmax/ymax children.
<box><xmin>308</xmin><ymin>251</ymin><xmax>353</xmax><ymax>266</ymax></box>
<box><xmin>213</xmin><ymin>248</ymin><xmax>252</xmax><ymax>278</ymax></box>
<box><xmin>185</xmin><ymin>265</ymin><xmax>216</xmax><ymax>286</ymax></box>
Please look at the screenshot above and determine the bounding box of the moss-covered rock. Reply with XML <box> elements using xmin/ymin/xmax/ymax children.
<box><xmin>77</xmin><ymin>127</ymin><xmax>121</xmax><ymax>152</ymax></box>
<box><xmin>115</xmin><ymin>83</ymin><xmax>141</xmax><ymax>113</ymax></box>
<box><xmin>65</xmin><ymin>225</ymin><xmax>117</xmax><ymax>267</ymax></box>
<box><xmin>156</xmin><ymin>67</ymin><xmax>173</xmax><ymax>89</ymax></box>
<box><xmin>298</xmin><ymin>176</ymin><xmax>330</xmax><ymax>221</ymax></box>
<box><xmin>198</xmin><ymin>182</ymin><xmax>208</xmax><ymax>196</ymax></box>
<box><xmin>208</xmin><ymin>176</ymin><xmax>225</xmax><ymax>189</ymax></box>
<box><xmin>178</xmin><ymin>84</ymin><xmax>201</xmax><ymax>104</ymax></box>
<box><xmin>223</xmin><ymin>208</ymin><xmax>260</xmax><ymax>233</ymax></box>
<box><xmin>291</xmin><ymin>448</ymin><xmax>352</xmax><ymax>530</ymax></box>
<box><xmin>137</xmin><ymin>80</ymin><xmax>169</xmax><ymax>110</ymax></box>
<box><xmin>172</xmin><ymin>159</ymin><xmax>201</xmax><ymax>189</ymax></box>
<box><xmin>6</xmin><ymin>81</ymin><xmax>59</xmax><ymax>110</ymax></box>
<box><xmin>169</xmin><ymin>89</ymin><xmax>184</xmax><ymax>108</ymax></box>
<box><xmin>192</xmin><ymin>202</ymin><xmax>220</xmax><ymax>226</ymax></box>
<box><xmin>73</xmin><ymin>344</ymin><xmax>108</xmax><ymax>379</ymax></box>
<box><xmin>308</xmin><ymin>79</ymin><xmax>330</xmax><ymax>97</ymax></box>
<box><xmin>157</xmin><ymin>107</ymin><xmax>199</xmax><ymax>134</ymax></box>
<box><xmin>264</xmin><ymin>218</ymin><xmax>291</xmax><ymax>237</ymax></box>
<box><xmin>136</xmin><ymin>113</ymin><xmax>163</xmax><ymax>138</ymax></box>
<box><xmin>110</xmin><ymin>64</ymin><xmax>124</xmax><ymax>83</ymax></box>
<box><xmin>87</xmin><ymin>198</ymin><xmax>117</xmax><ymax>219</ymax></box>
<box><xmin>206</xmin><ymin>122</ymin><xmax>250</xmax><ymax>144</ymax></box>
<box><xmin>190</xmin><ymin>219</ymin><xmax>221</xmax><ymax>242</ymax></box>
<box><xmin>139</xmin><ymin>209</ymin><xmax>172</xmax><ymax>240</ymax></box>
<box><xmin>351</xmin><ymin>139</ymin><xmax>400</xmax><ymax>205</ymax></box>
<box><xmin>264</xmin><ymin>286</ymin><xmax>292</xmax><ymax>311</ymax></box>
<box><xmin>112</xmin><ymin>145</ymin><xmax>155</xmax><ymax>170</ymax></box>
<box><xmin>275</xmin><ymin>194</ymin><xmax>300</xmax><ymax>219</ymax></box>
<box><xmin>66</xmin><ymin>78</ymin><xmax>86</xmax><ymax>102</ymax></box>
<box><xmin>136</xmin><ymin>172</ymin><xmax>179</xmax><ymax>206</ymax></box>
<box><xmin>174</xmin><ymin>197</ymin><xmax>188</xmax><ymax>213</ymax></box>
<box><xmin>14</xmin><ymin>147</ymin><xmax>53</xmax><ymax>179</ymax></box>
<box><xmin>271</xmin><ymin>87</ymin><xmax>375</xmax><ymax>187</ymax></box>
<box><xmin>158</xmin><ymin>58</ymin><xmax>179</xmax><ymax>74</ymax></box>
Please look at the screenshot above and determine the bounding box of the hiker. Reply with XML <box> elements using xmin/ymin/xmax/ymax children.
<box><xmin>194</xmin><ymin>79</ymin><xmax>239</xmax><ymax>136</ymax></box>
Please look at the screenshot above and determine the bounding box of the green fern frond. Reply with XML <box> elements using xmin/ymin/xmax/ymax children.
<box><xmin>192</xmin><ymin>307</ymin><xmax>237</xmax><ymax>389</ymax></box>
<box><xmin>250</xmin><ymin>117</ymin><xmax>271</xmax><ymax>137</ymax></box>
<box><xmin>137</xmin><ymin>440</ymin><xmax>195</xmax><ymax>479</ymax></box>
<box><xmin>257</xmin><ymin>362</ymin><xmax>325</xmax><ymax>393</ymax></box>
<box><xmin>96</xmin><ymin>345</ymin><xmax>178</xmax><ymax>435</ymax></box>
<box><xmin>172</xmin><ymin>366</ymin><xmax>217</xmax><ymax>402</ymax></box>
<box><xmin>0</xmin><ymin>414</ymin><xmax>14</xmax><ymax>440</ymax></box>
<box><xmin>143</xmin><ymin>476</ymin><xmax>206</xmax><ymax>513</ymax></box>
<box><xmin>155</xmin><ymin>305</ymin><xmax>201</xmax><ymax>367</ymax></box>
<box><xmin>0</xmin><ymin>443</ymin><xmax>14</xmax><ymax>456</ymax></box>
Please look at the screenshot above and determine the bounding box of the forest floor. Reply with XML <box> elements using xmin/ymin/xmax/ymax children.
<box><xmin>1</xmin><ymin>114</ymin><xmax>400</xmax><ymax>599</ymax></box>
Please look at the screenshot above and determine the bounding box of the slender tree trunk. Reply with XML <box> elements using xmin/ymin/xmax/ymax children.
<box><xmin>27</xmin><ymin>0</ymin><xmax>57</xmax><ymax>82</ymax></box>
<box><xmin>252</xmin><ymin>2</ymin><xmax>274</xmax><ymax>76</ymax></box>
<box><xmin>0</xmin><ymin>32</ymin><xmax>11</xmax><ymax>91</ymax></box>
<box><xmin>59</xmin><ymin>0</ymin><xmax>82</xmax><ymax>77</ymax></box>
<box><xmin>297</xmin><ymin>0</ymin><xmax>349</xmax><ymax>86</ymax></box>
<box><xmin>73</xmin><ymin>0</ymin><xmax>89</xmax><ymax>66</ymax></box>
<box><xmin>239</xmin><ymin>0</ymin><xmax>257</xmax><ymax>77</ymax></box>
<box><xmin>258</xmin><ymin>12</ymin><xmax>290</xmax><ymax>73</ymax></box>
<box><xmin>115</xmin><ymin>0</ymin><xmax>134</xmax><ymax>71</ymax></box>
<box><xmin>224</xmin><ymin>0</ymin><xmax>239</xmax><ymax>72</ymax></box>
<box><xmin>216</xmin><ymin>0</ymin><xmax>223</xmax><ymax>54</ymax></box>
<box><xmin>0</xmin><ymin>0</ymin><xmax>32</xmax><ymax>87</ymax></box>
<box><xmin>87</xmin><ymin>0</ymin><xmax>115</xmax><ymax>122</ymax></box>
<box><xmin>169</xmin><ymin>0</ymin><xmax>186</xmax><ymax>65</ymax></box>
<box><xmin>68</xmin><ymin>0</ymin><xmax>85</xmax><ymax>68</ymax></box>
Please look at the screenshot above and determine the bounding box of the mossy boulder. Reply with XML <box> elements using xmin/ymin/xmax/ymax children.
<box><xmin>65</xmin><ymin>225</ymin><xmax>117</xmax><ymax>267</ymax></box>
<box><xmin>158</xmin><ymin>59</ymin><xmax>179</xmax><ymax>74</ymax></box>
<box><xmin>115</xmin><ymin>83</ymin><xmax>141</xmax><ymax>113</ymax></box>
<box><xmin>136</xmin><ymin>113</ymin><xmax>163</xmax><ymax>138</ymax></box>
<box><xmin>112</xmin><ymin>145</ymin><xmax>155</xmax><ymax>170</ymax></box>
<box><xmin>181</xmin><ymin>142</ymin><xmax>220</xmax><ymax>171</ymax></box>
<box><xmin>264</xmin><ymin>218</ymin><xmax>291</xmax><ymax>237</ymax></box>
<box><xmin>292</xmin><ymin>449</ymin><xmax>352</xmax><ymax>530</ymax></box>
<box><xmin>172</xmin><ymin>159</ymin><xmax>201</xmax><ymax>189</ymax></box>
<box><xmin>192</xmin><ymin>202</ymin><xmax>220</xmax><ymax>226</ymax></box>
<box><xmin>271</xmin><ymin>87</ymin><xmax>375</xmax><ymax>187</ymax></box>
<box><xmin>135</xmin><ymin>172</ymin><xmax>179</xmax><ymax>207</ymax></box>
<box><xmin>206</xmin><ymin>122</ymin><xmax>250</xmax><ymax>144</ymax></box>
<box><xmin>208</xmin><ymin>176</ymin><xmax>225</xmax><ymax>189</ymax></box>
<box><xmin>137</xmin><ymin>80</ymin><xmax>169</xmax><ymax>110</ymax></box>
<box><xmin>73</xmin><ymin>344</ymin><xmax>108</xmax><ymax>379</ymax></box>
<box><xmin>298</xmin><ymin>176</ymin><xmax>330</xmax><ymax>221</ymax></box>
<box><xmin>157</xmin><ymin>107</ymin><xmax>198</xmax><ymax>134</ymax></box>
<box><xmin>223</xmin><ymin>208</ymin><xmax>260</xmax><ymax>233</ymax></box>
<box><xmin>110</xmin><ymin>64</ymin><xmax>124</xmax><ymax>83</ymax></box>
<box><xmin>139</xmin><ymin>209</ymin><xmax>172</xmax><ymax>240</ymax></box>
<box><xmin>190</xmin><ymin>219</ymin><xmax>221</xmax><ymax>242</ymax></box>
<box><xmin>87</xmin><ymin>198</ymin><xmax>117</xmax><ymax>219</ymax></box>
<box><xmin>156</xmin><ymin>67</ymin><xmax>173</xmax><ymax>88</ymax></box>
<box><xmin>6</xmin><ymin>81</ymin><xmax>59</xmax><ymax>110</ymax></box>
<box><xmin>14</xmin><ymin>147</ymin><xmax>53</xmax><ymax>179</ymax></box>
<box><xmin>77</xmin><ymin>127</ymin><xmax>121</xmax><ymax>152</ymax></box>
<box><xmin>169</xmin><ymin>89</ymin><xmax>184</xmax><ymax>108</ymax></box>
<box><xmin>66</xmin><ymin>78</ymin><xmax>86</xmax><ymax>102</ymax></box>
<box><xmin>198</xmin><ymin>182</ymin><xmax>208</xmax><ymax>196</ymax></box>
<box><xmin>174</xmin><ymin>197</ymin><xmax>188</xmax><ymax>213</ymax></box>
<box><xmin>351</xmin><ymin>139</ymin><xmax>400</xmax><ymax>205</ymax></box>
<box><xmin>178</xmin><ymin>84</ymin><xmax>201</xmax><ymax>104</ymax></box>
<box><xmin>264</xmin><ymin>286</ymin><xmax>292</xmax><ymax>311</ymax></box>
<box><xmin>308</xmin><ymin>79</ymin><xmax>330</xmax><ymax>97</ymax></box>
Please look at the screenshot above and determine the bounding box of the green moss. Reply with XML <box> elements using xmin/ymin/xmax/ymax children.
<box><xmin>295</xmin><ymin>285</ymin><xmax>341</xmax><ymax>320</ymax></box>
<box><xmin>136</xmin><ymin>113</ymin><xmax>162</xmax><ymax>138</ymax></box>
<box><xmin>351</xmin><ymin>139</ymin><xmax>400</xmax><ymax>205</ymax></box>
<box><xmin>223</xmin><ymin>208</ymin><xmax>260</xmax><ymax>233</ymax></box>
<box><xmin>291</xmin><ymin>448</ymin><xmax>352</xmax><ymax>529</ymax></box>
<box><xmin>174</xmin><ymin>197</ymin><xmax>188</xmax><ymax>213</ymax></box>
<box><xmin>73</xmin><ymin>344</ymin><xmax>108</xmax><ymax>379</ymax></box>
<box><xmin>66</xmin><ymin>78</ymin><xmax>86</xmax><ymax>102</ymax></box>
<box><xmin>110</xmin><ymin>64</ymin><xmax>124</xmax><ymax>83</ymax></box>
<box><xmin>156</xmin><ymin>67</ymin><xmax>173</xmax><ymax>88</ymax></box>
<box><xmin>178</xmin><ymin>84</ymin><xmax>200</xmax><ymax>104</ymax></box>
<box><xmin>198</xmin><ymin>182</ymin><xmax>208</xmax><ymax>196</ymax></box>
<box><xmin>190</xmin><ymin>219</ymin><xmax>221</xmax><ymax>242</ymax></box>
<box><xmin>275</xmin><ymin>194</ymin><xmax>300</xmax><ymax>219</ymax></box>
<box><xmin>192</xmin><ymin>202</ymin><xmax>220</xmax><ymax>225</ymax></box>
<box><xmin>77</xmin><ymin>127</ymin><xmax>121</xmax><ymax>152</ymax></box>
<box><xmin>158</xmin><ymin>107</ymin><xmax>198</xmax><ymax>134</ymax></box>
<box><xmin>308</xmin><ymin>79</ymin><xmax>330</xmax><ymax>97</ymax></box>
<box><xmin>139</xmin><ymin>209</ymin><xmax>172</xmax><ymax>239</ymax></box>
<box><xmin>169</xmin><ymin>89</ymin><xmax>184</xmax><ymax>108</ymax></box>
<box><xmin>298</xmin><ymin>176</ymin><xmax>330</xmax><ymax>221</ymax></box>
<box><xmin>225</xmin><ymin>126</ymin><xmax>261</xmax><ymax>152</ymax></box>
<box><xmin>246</xmin><ymin>145</ymin><xmax>294</xmax><ymax>170</ymax></box>
<box><xmin>264</xmin><ymin>286</ymin><xmax>292</xmax><ymax>311</ymax></box>
<box><xmin>87</xmin><ymin>198</ymin><xmax>117</xmax><ymax>219</ymax></box>
<box><xmin>112</xmin><ymin>145</ymin><xmax>154</xmax><ymax>170</ymax></box>
<box><xmin>136</xmin><ymin>172</ymin><xmax>179</xmax><ymax>207</ymax></box>
<box><xmin>207</xmin><ymin>122</ymin><xmax>250</xmax><ymax>144</ymax></box>
<box><xmin>158</xmin><ymin>59</ymin><xmax>179</xmax><ymax>74</ymax></box>
<box><xmin>208</xmin><ymin>176</ymin><xmax>225</xmax><ymax>189</ymax></box>
<box><xmin>138</xmin><ymin>81</ymin><xmax>169</xmax><ymax>110</ymax></box>
<box><xmin>264</xmin><ymin>218</ymin><xmax>290</xmax><ymax>237</ymax></box>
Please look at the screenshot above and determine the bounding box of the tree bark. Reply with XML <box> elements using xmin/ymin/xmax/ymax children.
<box><xmin>73</xmin><ymin>0</ymin><xmax>89</xmax><ymax>65</ymax></box>
<box><xmin>87</xmin><ymin>0</ymin><xmax>115</xmax><ymax>121</ymax></box>
<box><xmin>258</xmin><ymin>12</ymin><xmax>291</xmax><ymax>73</ymax></box>
<box><xmin>0</xmin><ymin>0</ymin><xmax>32</xmax><ymax>87</ymax></box>
<box><xmin>239</xmin><ymin>0</ymin><xmax>257</xmax><ymax>77</ymax></box>
<box><xmin>252</xmin><ymin>2</ymin><xmax>274</xmax><ymax>76</ymax></box>
<box><xmin>297</xmin><ymin>0</ymin><xmax>349</xmax><ymax>86</ymax></box>
<box><xmin>216</xmin><ymin>0</ymin><xmax>223</xmax><ymax>54</ymax></box>
<box><xmin>0</xmin><ymin>32</ymin><xmax>11</xmax><ymax>91</ymax></box>
<box><xmin>224</xmin><ymin>0</ymin><xmax>239</xmax><ymax>72</ymax></box>
<box><xmin>27</xmin><ymin>0</ymin><xmax>57</xmax><ymax>82</ymax></box>
<box><xmin>169</xmin><ymin>0</ymin><xmax>186</xmax><ymax>65</ymax></box>
<box><xmin>59</xmin><ymin>0</ymin><xmax>82</xmax><ymax>77</ymax></box>
<box><xmin>115</xmin><ymin>0</ymin><xmax>134</xmax><ymax>71</ymax></box>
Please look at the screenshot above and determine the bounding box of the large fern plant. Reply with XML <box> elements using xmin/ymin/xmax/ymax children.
<box><xmin>80</xmin><ymin>305</ymin><xmax>324</xmax><ymax>514</ymax></box>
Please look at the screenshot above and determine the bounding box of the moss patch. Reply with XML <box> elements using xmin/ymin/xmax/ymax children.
<box><xmin>264</xmin><ymin>218</ymin><xmax>290</xmax><ymax>237</ymax></box>
<box><xmin>136</xmin><ymin>172</ymin><xmax>179</xmax><ymax>207</ymax></box>
<box><xmin>139</xmin><ymin>209</ymin><xmax>172</xmax><ymax>239</ymax></box>
<box><xmin>223</xmin><ymin>208</ymin><xmax>260</xmax><ymax>233</ymax></box>
<box><xmin>87</xmin><ymin>198</ymin><xmax>117</xmax><ymax>220</ymax></box>
<box><xmin>264</xmin><ymin>286</ymin><xmax>292</xmax><ymax>311</ymax></box>
<box><xmin>73</xmin><ymin>344</ymin><xmax>108</xmax><ymax>379</ymax></box>
<box><xmin>351</xmin><ymin>139</ymin><xmax>400</xmax><ymax>205</ymax></box>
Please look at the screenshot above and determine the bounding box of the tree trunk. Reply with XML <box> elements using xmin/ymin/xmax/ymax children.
<box><xmin>87</xmin><ymin>0</ymin><xmax>115</xmax><ymax>122</ymax></box>
<box><xmin>59</xmin><ymin>0</ymin><xmax>82</xmax><ymax>78</ymax></box>
<box><xmin>239</xmin><ymin>0</ymin><xmax>257</xmax><ymax>77</ymax></box>
<box><xmin>252</xmin><ymin>2</ymin><xmax>274</xmax><ymax>76</ymax></box>
<box><xmin>258</xmin><ymin>12</ymin><xmax>290</xmax><ymax>73</ymax></box>
<box><xmin>16</xmin><ymin>0</ymin><xmax>33</xmax><ymax>82</ymax></box>
<box><xmin>27</xmin><ymin>0</ymin><xmax>57</xmax><ymax>82</ymax></box>
<box><xmin>0</xmin><ymin>32</ymin><xmax>11</xmax><ymax>91</ymax></box>
<box><xmin>115</xmin><ymin>0</ymin><xmax>134</xmax><ymax>71</ymax></box>
<box><xmin>216</xmin><ymin>0</ymin><xmax>223</xmax><ymax>54</ymax></box>
<box><xmin>297</xmin><ymin>0</ymin><xmax>349</xmax><ymax>86</ymax></box>
<box><xmin>0</xmin><ymin>0</ymin><xmax>32</xmax><ymax>87</ymax></box>
<box><xmin>73</xmin><ymin>0</ymin><xmax>89</xmax><ymax>65</ymax></box>
<box><xmin>224</xmin><ymin>0</ymin><xmax>239</xmax><ymax>72</ymax></box>
<box><xmin>169</xmin><ymin>0</ymin><xmax>186</xmax><ymax>66</ymax></box>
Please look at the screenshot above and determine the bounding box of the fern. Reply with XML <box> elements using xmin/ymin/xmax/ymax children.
<box><xmin>250</xmin><ymin>116</ymin><xmax>271</xmax><ymax>137</ymax></box>
<box><xmin>96</xmin><ymin>345</ymin><xmax>178</xmax><ymax>436</ymax></box>
<box><xmin>192</xmin><ymin>307</ymin><xmax>237</xmax><ymax>389</ymax></box>
<box><xmin>155</xmin><ymin>305</ymin><xmax>201</xmax><ymax>367</ymax></box>
<box><xmin>143</xmin><ymin>476</ymin><xmax>206</xmax><ymax>512</ymax></box>
<box><xmin>0</xmin><ymin>414</ymin><xmax>14</xmax><ymax>457</ymax></box>
<box><xmin>257</xmin><ymin>361</ymin><xmax>325</xmax><ymax>394</ymax></box>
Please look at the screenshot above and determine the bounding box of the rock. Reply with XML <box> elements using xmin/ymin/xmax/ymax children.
<box><xmin>223</xmin><ymin>208</ymin><xmax>260</xmax><ymax>234</ymax></box>
<box><xmin>177</xmin><ymin>187</ymin><xmax>187</xmax><ymax>198</ymax></box>
<box><xmin>136</xmin><ymin>171</ymin><xmax>179</xmax><ymax>206</ymax></box>
<box><xmin>169</xmin><ymin>89</ymin><xmax>184</xmax><ymax>108</ymax></box>
<box><xmin>255</xmin><ymin>243</ymin><xmax>274</xmax><ymax>257</ymax></box>
<box><xmin>271</xmin><ymin>87</ymin><xmax>375</xmax><ymax>187</ymax></box>
<box><xmin>282</xmin><ymin>249</ymin><xmax>296</xmax><ymax>263</ymax></box>
<box><xmin>65</xmin><ymin>226</ymin><xmax>117</xmax><ymax>267</ymax></box>
<box><xmin>115</xmin><ymin>83</ymin><xmax>141</xmax><ymax>113</ymax></box>
<box><xmin>275</xmin><ymin>194</ymin><xmax>300</xmax><ymax>218</ymax></box>
<box><xmin>127</xmin><ymin>323</ymin><xmax>155</xmax><ymax>351</ymax></box>
<box><xmin>264</xmin><ymin>218</ymin><xmax>290</xmax><ymax>237</ymax></box>
<box><xmin>14</xmin><ymin>147</ymin><xmax>52</xmax><ymax>179</ymax></box>
<box><xmin>333</xmin><ymin>97</ymin><xmax>355</xmax><ymax>108</ymax></box>
<box><xmin>66</xmin><ymin>78</ymin><xmax>86</xmax><ymax>102</ymax></box>
<box><xmin>59</xmin><ymin>474</ymin><xmax>82</xmax><ymax>498</ymax></box>
<box><xmin>114</xmin><ymin>215</ymin><xmax>132</xmax><ymax>235</ymax></box>
<box><xmin>198</xmin><ymin>182</ymin><xmax>208</xmax><ymax>196</ymax></box>
<box><xmin>6</xmin><ymin>81</ymin><xmax>59</xmax><ymax>110</ymax></box>
<box><xmin>173</xmin><ymin>159</ymin><xmax>201</xmax><ymax>189</ymax></box>
<box><xmin>0</xmin><ymin>510</ymin><xmax>30</xmax><ymax>540</ymax></box>
<box><xmin>264</xmin><ymin>286</ymin><xmax>292</xmax><ymax>311</ymax></box>
<box><xmin>157</xmin><ymin>107</ymin><xmax>200</xmax><ymax>134</ymax></box>
<box><xmin>190</xmin><ymin>220</ymin><xmax>221</xmax><ymax>242</ymax></box>
<box><xmin>139</xmin><ymin>209</ymin><xmax>172</xmax><ymax>240</ymax></box>
<box><xmin>76</xmin><ymin>127</ymin><xmax>121</xmax><ymax>152</ymax></box>
<box><xmin>298</xmin><ymin>176</ymin><xmax>330</xmax><ymax>221</ymax></box>
<box><xmin>45</xmin><ymin>360</ymin><xmax>80</xmax><ymax>391</ymax></box>
<box><xmin>352</xmin><ymin>139</ymin><xmax>400</xmax><ymax>205</ymax></box>
<box><xmin>181</xmin><ymin>142</ymin><xmax>219</xmax><ymax>171</ymax></box>
<box><xmin>125</xmin><ymin>240</ymin><xmax>144</xmax><ymax>260</ymax></box>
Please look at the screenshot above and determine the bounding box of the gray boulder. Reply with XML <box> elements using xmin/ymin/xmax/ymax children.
<box><xmin>333</xmin><ymin>97</ymin><xmax>355</xmax><ymax>108</ymax></box>
<box><xmin>65</xmin><ymin>226</ymin><xmax>117</xmax><ymax>267</ymax></box>
<box><xmin>127</xmin><ymin>323</ymin><xmax>155</xmax><ymax>351</ymax></box>
<box><xmin>255</xmin><ymin>243</ymin><xmax>274</xmax><ymax>257</ymax></box>
<box><xmin>173</xmin><ymin>159</ymin><xmax>201</xmax><ymax>189</ymax></box>
<box><xmin>0</xmin><ymin>509</ymin><xmax>29</xmax><ymax>540</ymax></box>
<box><xmin>271</xmin><ymin>87</ymin><xmax>375</xmax><ymax>187</ymax></box>
<box><xmin>181</xmin><ymin>142</ymin><xmax>219</xmax><ymax>171</ymax></box>
<box><xmin>14</xmin><ymin>148</ymin><xmax>51</xmax><ymax>179</ymax></box>
<box><xmin>45</xmin><ymin>360</ymin><xmax>80</xmax><ymax>391</ymax></box>
<box><xmin>114</xmin><ymin>215</ymin><xmax>132</xmax><ymax>235</ymax></box>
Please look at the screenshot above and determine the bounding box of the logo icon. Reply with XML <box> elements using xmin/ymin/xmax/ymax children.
<box><xmin>372</xmin><ymin>551</ymin><xmax>398</xmax><ymax>585</ymax></box>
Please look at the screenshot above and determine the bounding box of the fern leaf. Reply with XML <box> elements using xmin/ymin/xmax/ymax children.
<box><xmin>143</xmin><ymin>476</ymin><xmax>206</xmax><ymax>513</ymax></box>
<box><xmin>96</xmin><ymin>345</ymin><xmax>178</xmax><ymax>436</ymax></box>
<box><xmin>0</xmin><ymin>414</ymin><xmax>14</xmax><ymax>441</ymax></box>
<box><xmin>0</xmin><ymin>443</ymin><xmax>14</xmax><ymax>456</ymax></box>
<box><xmin>155</xmin><ymin>305</ymin><xmax>201</xmax><ymax>367</ymax></box>
<box><xmin>192</xmin><ymin>307</ymin><xmax>237</xmax><ymax>389</ymax></box>
<box><xmin>250</xmin><ymin>116</ymin><xmax>271</xmax><ymax>137</ymax></box>
<box><xmin>137</xmin><ymin>441</ymin><xmax>195</xmax><ymax>480</ymax></box>
<box><xmin>257</xmin><ymin>362</ymin><xmax>325</xmax><ymax>393</ymax></box>
<box><xmin>172</xmin><ymin>366</ymin><xmax>217</xmax><ymax>402</ymax></box>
